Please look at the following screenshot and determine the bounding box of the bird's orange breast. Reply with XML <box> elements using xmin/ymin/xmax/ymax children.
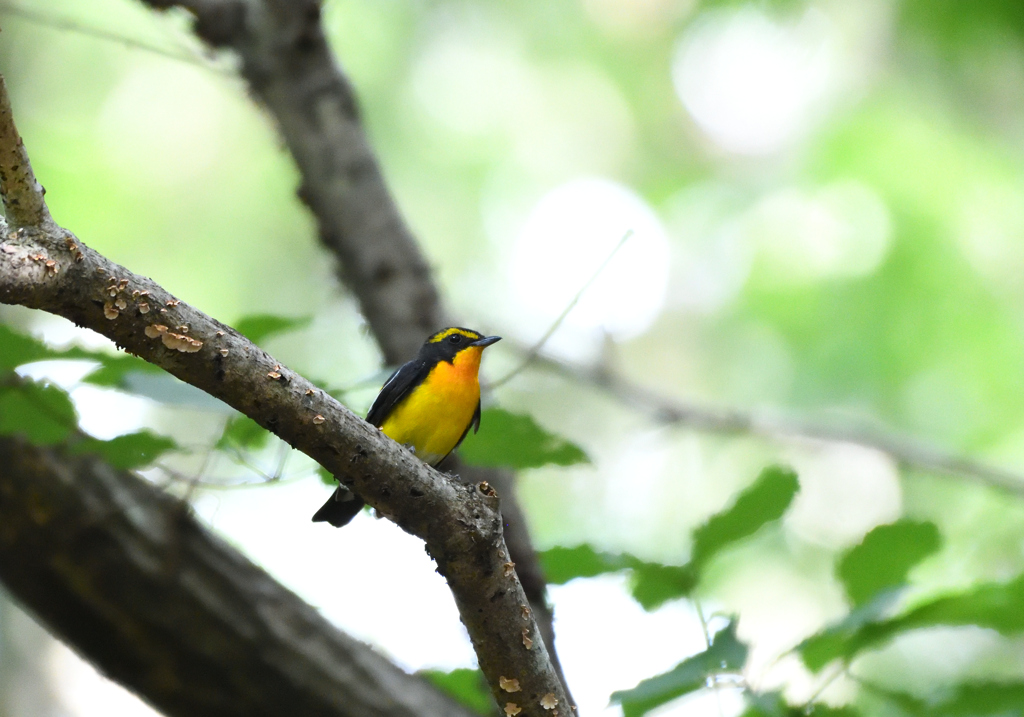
<box><xmin>379</xmin><ymin>346</ymin><xmax>483</xmax><ymax>465</ymax></box>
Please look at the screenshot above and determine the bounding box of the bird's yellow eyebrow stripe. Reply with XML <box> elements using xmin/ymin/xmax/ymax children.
<box><xmin>428</xmin><ymin>327</ymin><xmax>481</xmax><ymax>343</ymax></box>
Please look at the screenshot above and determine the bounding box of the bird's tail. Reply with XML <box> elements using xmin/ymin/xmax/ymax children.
<box><xmin>311</xmin><ymin>484</ymin><xmax>365</xmax><ymax>528</ymax></box>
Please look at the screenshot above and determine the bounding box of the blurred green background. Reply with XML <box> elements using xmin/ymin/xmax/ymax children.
<box><xmin>2</xmin><ymin>0</ymin><xmax>1024</xmax><ymax>715</ymax></box>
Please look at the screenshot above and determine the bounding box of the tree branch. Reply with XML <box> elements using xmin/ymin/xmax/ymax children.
<box><xmin>530</xmin><ymin>348</ymin><xmax>1024</xmax><ymax>496</ymax></box>
<box><xmin>0</xmin><ymin>434</ymin><xmax>479</xmax><ymax>717</ymax></box>
<box><xmin>136</xmin><ymin>0</ymin><xmax>572</xmax><ymax>699</ymax></box>
<box><xmin>0</xmin><ymin>74</ymin><xmax>570</xmax><ymax>716</ymax></box>
<box><xmin>0</xmin><ymin>75</ymin><xmax>50</xmax><ymax>229</ymax></box>
<box><xmin>146</xmin><ymin>0</ymin><xmax>440</xmax><ymax>362</ymax></box>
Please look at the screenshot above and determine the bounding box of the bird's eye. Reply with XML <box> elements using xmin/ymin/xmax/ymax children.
<box><xmin>448</xmin><ymin>334</ymin><xmax>461</xmax><ymax>345</ymax></box>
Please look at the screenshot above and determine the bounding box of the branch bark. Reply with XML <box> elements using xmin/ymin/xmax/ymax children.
<box><xmin>0</xmin><ymin>434</ymin><xmax>479</xmax><ymax>717</ymax></box>
<box><xmin>0</xmin><ymin>76</ymin><xmax>50</xmax><ymax>229</ymax></box>
<box><xmin>136</xmin><ymin>0</ymin><xmax>571</xmax><ymax>697</ymax></box>
<box><xmin>147</xmin><ymin>0</ymin><xmax>440</xmax><ymax>362</ymax></box>
<box><xmin>0</xmin><ymin>73</ymin><xmax>570</xmax><ymax>715</ymax></box>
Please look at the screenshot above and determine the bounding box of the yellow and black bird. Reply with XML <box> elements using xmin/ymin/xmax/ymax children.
<box><xmin>312</xmin><ymin>327</ymin><xmax>501</xmax><ymax>527</ymax></box>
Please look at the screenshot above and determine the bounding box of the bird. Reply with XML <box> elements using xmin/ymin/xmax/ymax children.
<box><xmin>312</xmin><ymin>327</ymin><xmax>501</xmax><ymax>527</ymax></box>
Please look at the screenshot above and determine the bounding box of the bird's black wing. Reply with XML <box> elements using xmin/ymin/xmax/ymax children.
<box><xmin>365</xmin><ymin>359</ymin><xmax>429</xmax><ymax>427</ymax></box>
<box><xmin>312</xmin><ymin>359</ymin><xmax>427</xmax><ymax>528</ymax></box>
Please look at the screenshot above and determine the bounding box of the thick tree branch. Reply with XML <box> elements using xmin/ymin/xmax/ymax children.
<box><xmin>146</xmin><ymin>0</ymin><xmax>439</xmax><ymax>362</ymax></box>
<box><xmin>0</xmin><ymin>76</ymin><xmax>570</xmax><ymax>715</ymax></box>
<box><xmin>136</xmin><ymin>0</ymin><xmax>571</xmax><ymax>698</ymax></box>
<box><xmin>0</xmin><ymin>434</ymin><xmax>478</xmax><ymax>717</ymax></box>
<box><xmin>0</xmin><ymin>221</ymin><xmax>568</xmax><ymax>717</ymax></box>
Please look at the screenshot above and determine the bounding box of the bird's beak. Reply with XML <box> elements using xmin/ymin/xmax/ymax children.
<box><xmin>471</xmin><ymin>335</ymin><xmax>502</xmax><ymax>348</ymax></box>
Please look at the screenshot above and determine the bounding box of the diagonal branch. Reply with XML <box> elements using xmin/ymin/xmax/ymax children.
<box><xmin>0</xmin><ymin>75</ymin><xmax>569</xmax><ymax>716</ymax></box>
<box><xmin>135</xmin><ymin>0</ymin><xmax>573</xmax><ymax>699</ymax></box>
<box><xmin>0</xmin><ymin>434</ymin><xmax>479</xmax><ymax>717</ymax></box>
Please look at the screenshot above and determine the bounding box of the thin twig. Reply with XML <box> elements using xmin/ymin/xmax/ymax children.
<box><xmin>175</xmin><ymin>437</ymin><xmax>218</xmax><ymax>504</ymax></box>
<box><xmin>491</xmin><ymin>228</ymin><xmax>634</xmax><ymax>389</ymax></box>
<box><xmin>522</xmin><ymin>347</ymin><xmax>1024</xmax><ymax>496</ymax></box>
<box><xmin>695</xmin><ymin>599</ymin><xmax>712</xmax><ymax>650</ymax></box>
<box><xmin>270</xmin><ymin>441</ymin><xmax>290</xmax><ymax>481</ymax></box>
<box><xmin>0</xmin><ymin>2</ymin><xmax>232</xmax><ymax>74</ymax></box>
<box><xmin>801</xmin><ymin>664</ymin><xmax>847</xmax><ymax>710</ymax></box>
<box><xmin>154</xmin><ymin>463</ymin><xmax>317</xmax><ymax>491</ymax></box>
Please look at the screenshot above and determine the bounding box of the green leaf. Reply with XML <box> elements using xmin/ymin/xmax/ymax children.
<box><xmin>862</xmin><ymin>679</ymin><xmax>1024</xmax><ymax>717</ymax></box>
<box><xmin>857</xmin><ymin>681</ymin><xmax>928</xmax><ymax>716</ymax></box>
<box><xmin>611</xmin><ymin>620</ymin><xmax>748</xmax><ymax>717</ymax></box>
<box><xmin>0</xmin><ymin>323</ymin><xmax>164</xmax><ymax>392</ymax></box>
<box><xmin>0</xmin><ymin>380</ymin><xmax>78</xmax><ymax>445</ymax></box>
<box><xmin>798</xmin><ymin>593</ymin><xmax>898</xmax><ymax>673</ymax></box>
<box><xmin>630</xmin><ymin>562</ymin><xmax>699</xmax><ymax>611</ymax></box>
<box><xmin>0</xmin><ymin>323</ymin><xmax>53</xmax><ymax>371</ymax></box>
<box><xmin>459</xmin><ymin>408</ymin><xmax>589</xmax><ymax>469</ymax></box>
<box><xmin>742</xmin><ymin>692</ymin><xmax>860</xmax><ymax>717</ymax></box>
<box><xmin>539</xmin><ymin>466</ymin><xmax>798</xmax><ymax>608</ymax></box>
<box><xmin>839</xmin><ymin>520</ymin><xmax>942</xmax><ymax>607</ymax></box>
<box><xmin>690</xmin><ymin>465</ymin><xmax>799</xmax><ymax>572</ymax></box>
<box><xmin>934</xmin><ymin>681</ymin><xmax>1024</xmax><ymax>716</ymax></box>
<box><xmin>628</xmin><ymin>466</ymin><xmax>797</xmax><ymax>609</ymax></box>
<box><xmin>73</xmin><ymin>431</ymin><xmax>178</xmax><ymax>470</ymax></box>
<box><xmin>0</xmin><ymin>324</ymin><xmax>117</xmax><ymax>371</ymax></box>
<box><xmin>538</xmin><ymin>546</ymin><xmax>697</xmax><ymax>609</ymax></box>
<box><xmin>216</xmin><ymin>414</ymin><xmax>272</xmax><ymax>451</ymax></box>
<box><xmin>233</xmin><ymin>314</ymin><xmax>311</xmax><ymax>345</ymax></box>
<box><xmin>800</xmin><ymin>573</ymin><xmax>1024</xmax><ymax>671</ymax></box>
<box><xmin>420</xmin><ymin>668</ymin><xmax>492</xmax><ymax>715</ymax></box>
<box><xmin>539</xmin><ymin>544</ymin><xmax>637</xmax><ymax>584</ymax></box>
<box><xmin>81</xmin><ymin>354</ymin><xmax>163</xmax><ymax>388</ymax></box>
<box><xmin>317</xmin><ymin>465</ymin><xmax>336</xmax><ymax>486</ymax></box>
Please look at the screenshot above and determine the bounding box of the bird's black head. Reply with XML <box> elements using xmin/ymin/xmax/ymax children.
<box><xmin>419</xmin><ymin>327</ymin><xmax>501</xmax><ymax>363</ymax></box>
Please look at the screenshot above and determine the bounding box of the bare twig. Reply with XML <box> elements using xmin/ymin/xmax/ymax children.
<box><xmin>0</xmin><ymin>2</ymin><xmax>230</xmax><ymax>73</ymax></box>
<box><xmin>530</xmin><ymin>348</ymin><xmax>1024</xmax><ymax>495</ymax></box>
<box><xmin>492</xmin><ymin>228</ymin><xmax>634</xmax><ymax>390</ymax></box>
<box><xmin>0</xmin><ymin>73</ymin><xmax>569</xmax><ymax>715</ymax></box>
<box><xmin>801</xmin><ymin>664</ymin><xmax>847</xmax><ymax>710</ymax></box>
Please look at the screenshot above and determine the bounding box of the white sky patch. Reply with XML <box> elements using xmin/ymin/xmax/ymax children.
<box><xmin>549</xmin><ymin>575</ymin><xmax>734</xmax><ymax>717</ymax></box>
<box><xmin>187</xmin><ymin>479</ymin><xmax>745</xmax><ymax>715</ymax></box>
<box><xmin>48</xmin><ymin>643</ymin><xmax>161</xmax><ymax>717</ymax></box>
<box><xmin>191</xmin><ymin>478</ymin><xmax>478</xmax><ymax>671</ymax></box>
<box><xmin>14</xmin><ymin>360</ymin><xmax>153</xmax><ymax>439</ymax></box>
<box><xmin>69</xmin><ymin>385</ymin><xmax>155</xmax><ymax>440</ymax></box>
<box><xmin>672</xmin><ymin>7</ymin><xmax>838</xmax><ymax>155</ymax></box>
<box><xmin>509</xmin><ymin>177</ymin><xmax>670</xmax><ymax>361</ymax></box>
<box><xmin>785</xmin><ymin>442</ymin><xmax>902</xmax><ymax>549</ymax></box>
